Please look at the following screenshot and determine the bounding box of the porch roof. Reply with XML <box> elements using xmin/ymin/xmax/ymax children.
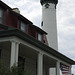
<box><xmin>0</xmin><ymin>29</ymin><xmax>75</xmax><ymax>65</ymax></box>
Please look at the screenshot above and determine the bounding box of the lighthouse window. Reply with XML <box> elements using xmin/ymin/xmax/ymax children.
<box><xmin>41</xmin><ymin>21</ymin><xmax>43</xmax><ymax>26</ymax></box>
<box><xmin>20</xmin><ymin>21</ymin><xmax>27</xmax><ymax>32</ymax></box>
<box><xmin>0</xmin><ymin>8</ymin><xmax>4</xmax><ymax>24</ymax></box>
<box><xmin>45</xmin><ymin>3</ymin><xmax>49</xmax><ymax>8</ymax></box>
<box><xmin>38</xmin><ymin>33</ymin><xmax>43</xmax><ymax>41</ymax></box>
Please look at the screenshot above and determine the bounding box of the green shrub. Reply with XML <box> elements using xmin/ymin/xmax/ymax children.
<box><xmin>0</xmin><ymin>62</ymin><xmax>30</xmax><ymax>75</ymax></box>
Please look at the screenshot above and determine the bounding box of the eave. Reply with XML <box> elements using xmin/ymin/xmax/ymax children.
<box><xmin>0</xmin><ymin>29</ymin><xmax>75</xmax><ymax>65</ymax></box>
<box><xmin>0</xmin><ymin>1</ymin><xmax>11</xmax><ymax>10</ymax></box>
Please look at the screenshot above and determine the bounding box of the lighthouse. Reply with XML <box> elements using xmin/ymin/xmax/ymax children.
<box><xmin>40</xmin><ymin>0</ymin><xmax>58</xmax><ymax>50</ymax></box>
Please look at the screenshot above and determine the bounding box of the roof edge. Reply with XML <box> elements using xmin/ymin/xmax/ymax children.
<box><xmin>0</xmin><ymin>29</ymin><xmax>75</xmax><ymax>65</ymax></box>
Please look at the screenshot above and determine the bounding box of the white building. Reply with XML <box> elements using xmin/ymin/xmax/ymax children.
<box><xmin>41</xmin><ymin>0</ymin><xmax>58</xmax><ymax>50</ymax></box>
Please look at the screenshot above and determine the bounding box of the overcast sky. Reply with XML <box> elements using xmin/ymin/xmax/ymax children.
<box><xmin>1</xmin><ymin>0</ymin><xmax>75</xmax><ymax>74</ymax></box>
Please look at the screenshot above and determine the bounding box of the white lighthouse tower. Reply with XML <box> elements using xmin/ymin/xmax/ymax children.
<box><xmin>40</xmin><ymin>0</ymin><xmax>58</xmax><ymax>50</ymax></box>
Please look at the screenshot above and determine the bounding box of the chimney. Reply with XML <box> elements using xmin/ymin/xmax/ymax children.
<box><xmin>12</xmin><ymin>8</ymin><xmax>20</xmax><ymax>14</ymax></box>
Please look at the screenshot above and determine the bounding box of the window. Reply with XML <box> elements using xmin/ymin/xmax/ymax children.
<box><xmin>20</xmin><ymin>21</ymin><xmax>27</xmax><ymax>32</ymax></box>
<box><xmin>41</xmin><ymin>21</ymin><xmax>43</xmax><ymax>26</ymax></box>
<box><xmin>0</xmin><ymin>8</ymin><xmax>4</xmax><ymax>24</ymax></box>
<box><xmin>45</xmin><ymin>3</ymin><xmax>49</xmax><ymax>9</ymax></box>
<box><xmin>0</xmin><ymin>49</ymin><xmax>1</xmax><ymax>61</ymax></box>
<box><xmin>38</xmin><ymin>33</ymin><xmax>43</xmax><ymax>41</ymax></box>
<box><xmin>18</xmin><ymin>56</ymin><xmax>25</xmax><ymax>74</ymax></box>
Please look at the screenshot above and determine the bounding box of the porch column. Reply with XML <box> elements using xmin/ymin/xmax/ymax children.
<box><xmin>56</xmin><ymin>61</ymin><xmax>60</xmax><ymax>75</ymax></box>
<box><xmin>10</xmin><ymin>40</ymin><xmax>19</xmax><ymax>67</ymax></box>
<box><xmin>37</xmin><ymin>52</ymin><xmax>43</xmax><ymax>75</ymax></box>
<box><xmin>69</xmin><ymin>66</ymin><xmax>72</xmax><ymax>75</ymax></box>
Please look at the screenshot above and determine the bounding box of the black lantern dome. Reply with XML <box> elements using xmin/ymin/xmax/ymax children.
<box><xmin>40</xmin><ymin>0</ymin><xmax>58</xmax><ymax>5</ymax></box>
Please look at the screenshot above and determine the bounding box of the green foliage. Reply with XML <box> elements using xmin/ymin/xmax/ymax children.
<box><xmin>0</xmin><ymin>62</ymin><xmax>10</xmax><ymax>75</ymax></box>
<box><xmin>0</xmin><ymin>62</ymin><xmax>30</xmax><ymax>75</ymax></box>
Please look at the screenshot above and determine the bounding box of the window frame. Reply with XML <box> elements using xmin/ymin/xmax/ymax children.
<box><xmin>20</xmin><ymin>21</ymin><xmax>27</xmax><ymax>32</ymax></box>
<box><xmin>0</xmin><ymin>7</ymin><xmax>4</xmax><ymax>24</ymax></box>
<box><xmin>38</xmin><ymin>32</ymin><xmax>43</xmax><ymax>42</ymax></box>
<box><xmin>18</xmin><ymin>56</ymin><xmax>25</xmax><ymax>75</ymax></box>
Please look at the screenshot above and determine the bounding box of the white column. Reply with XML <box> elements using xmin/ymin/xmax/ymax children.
<box><xmin>10</xmin><ymin>40</ymin><xmax>19</xmax><ymax>67</ymax></box>
<box><xmin>56</xmin><ymin>61</ymin><xmax>60</xmax><ymax>75</ymax></box>
<box><xmin>69</xmin><ymin>65</ymin><xmax>72</xmax><ymax>75</ymax></box>
<box><xmin>15</xmin><ymin>42</ymin><xmax>19</xmax><ymax>65</ymax></box>
<box><xmin>37</xmin><ymin>52</ymin><xmax>43</xmax><ymax>75</ymax></box>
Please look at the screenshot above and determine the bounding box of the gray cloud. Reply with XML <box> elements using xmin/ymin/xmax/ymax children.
<box><xmin>57</xmin><ymin>0</ymin><xmax>75</xmax><ymax>74</ymax></box>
